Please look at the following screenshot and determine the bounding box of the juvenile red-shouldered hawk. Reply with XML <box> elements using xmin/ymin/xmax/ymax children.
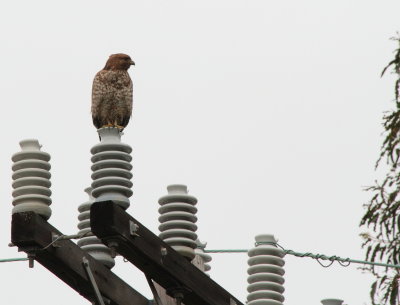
<box><xmin>91</xmin><ymin>53</ymin><xmax>135</xmax><ymax>130</ymax></box>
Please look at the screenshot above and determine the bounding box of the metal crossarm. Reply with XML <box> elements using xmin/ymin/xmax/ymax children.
<box><xmin>90</xmin><ymin>200</ymin><xmax>244</xmax><ymax>305</ymax></box>
<box><xmin>11</xmin><ymin>212</ymin><xmax>149</xmax><ymax>305</ymax></box>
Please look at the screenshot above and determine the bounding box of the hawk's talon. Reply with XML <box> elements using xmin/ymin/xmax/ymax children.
<box><xmin>100</xmin><ymin>123</ymin><xmax>124</xmax><ymax>130</ymax></box>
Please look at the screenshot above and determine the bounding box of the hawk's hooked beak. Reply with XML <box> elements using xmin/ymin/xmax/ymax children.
<box><xmin>130</xmin><ymin>60</ymin><xmax>135</xmax><ymax>66</ymax></box>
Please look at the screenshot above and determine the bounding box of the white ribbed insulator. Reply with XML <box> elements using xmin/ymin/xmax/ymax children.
<box><xmin>247</xmin><ymin>234</ymin><xmax>285</xmax><ymax>305</ymax></box>
<box><xmin>195</xmin><ymin>239</ymin><xmax>212</xmax><ymax>274</ymax></box>
<box><xmin>11</xmin><ymin>139</ymin><xmax>52</xmax><ymax>219</ymax></box>
<box><xmin>321</xmin><ymin>299</ymin><xmax>344</xmax><ymax>305</ymax></box>
<box><xmin>77</xmin><ymin>187</ymin><xmax>115</xmax><ymax>268</ymax></box>
<box><xmin>91</xmin><ymin>128</ymin><xmax>133</xmax><ymax>209</ymax></box>
<box><xmin>158</xmin><ymin>184</ymin><xmax>198</xmax><ymax>260</ymax></box>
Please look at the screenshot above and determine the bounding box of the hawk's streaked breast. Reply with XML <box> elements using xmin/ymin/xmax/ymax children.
<box><xmin>91</xmin><ymin>53</ymin><xmax>134</xmax><ymax>130</ymax></box>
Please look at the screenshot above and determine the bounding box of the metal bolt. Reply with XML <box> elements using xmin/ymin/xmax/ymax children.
<box><xmin>51</xmin><ymin>233</ymin><xmax>62</xmax><ymax>248</ymax></box>
<box><xmin>28</xmin><ymin>253</ymin><xmax>35</xmax><ymax>268</ymax></box>
<box><xmin>129</xmin><ymin>220</ymin><xmax>139</xmax><ymax>237</ymax></box>
<box><xmin>107</xmin><ymin>241</ymin><xmax>119</xmax><ymax>258</ymax></box>
<box><xmin>175</xmin><ymin>292</ymin><xmax>183</xmax><ymax>305</ymax></box>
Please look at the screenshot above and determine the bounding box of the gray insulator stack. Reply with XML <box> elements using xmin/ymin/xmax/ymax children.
<box><xmin>195</xmin><ymin>239</ymin><xmax>212</xmax><ymax>274</ymax></box>
<box><xmin>247</xmin><ymin>234</ymin><xmax>285</xmax><ymax>305</ymax></box>
<box><xmin>77</xmin><ymin>187</ymin><xmax>115</xmax><ymax>268</ymax></box>
<box><xmin>158</xmin><ymin>184</ymin><xmax>198</xmax><ymax>260</ymax></box>
<box><xmin>321</xmin><ymin>299</ymin><xmax>344</xmax><ymax>305</ymax></box>
<box><xmin>91</xmin><ymin>128</ymin><xmax>133</xmax><ymax>209</ymax></box>
<box><xmin>11</xmin><ymin>139</ymin><xmax>52</xmax><ymax>219</ymax></box>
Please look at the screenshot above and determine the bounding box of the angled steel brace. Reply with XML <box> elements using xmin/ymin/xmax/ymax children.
<box><xmin>145</xmin><ymin>274</ymin><xmax>164</xmax><ymax>305</ymax></box>
<box><xmin>82</xmin><ymin>257</ymin><xmax>106</xmax><ymax>305</ymax></box>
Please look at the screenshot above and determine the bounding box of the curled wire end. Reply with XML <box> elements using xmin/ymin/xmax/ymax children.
<box><xmin>338</xmin><ymin>258</ymin><xmax>351</xmax><ymax>267</ymax></box>
<box><xmin>316</xmin><ymin>258</ymin><xmax>335</xmax><ymax>268</ymax></box>
<box><xmin>277</xmin><ymin>243</ymin><xmax>352</xmax><ymax>268</ymax></box>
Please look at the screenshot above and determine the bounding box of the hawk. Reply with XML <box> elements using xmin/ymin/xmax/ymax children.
<box><xmin>91</xmin><ymin>53</ymin><xmax>135</xmax><ymax>130</ymax></box>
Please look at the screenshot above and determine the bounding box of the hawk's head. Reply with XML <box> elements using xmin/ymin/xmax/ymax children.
<box><xmin>104</xmin><ymin>53</ymin><xmax>135</xmax><ymax>71</ymax></box>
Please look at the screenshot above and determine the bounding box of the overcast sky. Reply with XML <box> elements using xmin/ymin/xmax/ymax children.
<box><xmin>1</xmin><ymin>1</ymin><xmax>400</xmax><ymax>305</ymax></box>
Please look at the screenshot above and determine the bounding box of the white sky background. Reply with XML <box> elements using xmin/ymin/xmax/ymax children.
<box><xmin>1</xmin><ymin>1</ymin><xmax>400</xmax><ymax>304</ymax></box>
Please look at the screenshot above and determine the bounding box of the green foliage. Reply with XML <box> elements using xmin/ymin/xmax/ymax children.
<box><xmin>361</xmin><ymin>36</ymin><xmax>400</xmax><ymax>305</ymax></box>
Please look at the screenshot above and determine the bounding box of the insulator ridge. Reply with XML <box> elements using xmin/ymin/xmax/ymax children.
<box><xmin>91</xmin><ymin>127</ymin><xmax>133</xmax><ymax>209</ymax></box>
<box><xmin>247</xmin><ymin>234</ymin><xmax>285</xmax><ymax>305</ymax></box>
<box><xmin>195</xmin><ymin>239</ymin><xmax>212</xmax><ymax>274</ymax></box>
<box><xmin>77</xmin><ymin>187</ymin><xmax>115</xmax><ymax>268</ymax></box>
<box><xmin>158</xmin><ymin>184</ymin><xmax>198</xmax><ymax>260</ymax></box>
<box><xmin>11</xmin><ymin>139</ymin><xmax>52</xmax><ymax>219</ymax></box>
<box><xmin>321</xmin><ymin>299</ymin><xmax>344</xmax><ymax>305</ymax></box>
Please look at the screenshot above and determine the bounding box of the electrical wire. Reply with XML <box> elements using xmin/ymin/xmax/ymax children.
<box><xmin>204</xmin><ymin>242</ymin><xmax>400</xmax><ymax>269</ymax></box>
<box><xmin>3</xmin><ymin>237</ymin><xmax>397</xmax><ymax>270</ymax></box>
<box><xmin>0</xmin><ymin>257</ymin><xmax>28</xmax><ymax>263</ymax></box>
<box><xmin>42</xmin><ymin>231</ymin><xmax>94</xmax><ymax>250</ymax></box>
<box><xmin>2</xmin><ymin>231</ymin><xmax>94</xmax><ymax>263</ymax></box>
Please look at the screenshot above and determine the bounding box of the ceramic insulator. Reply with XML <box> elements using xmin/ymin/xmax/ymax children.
<box><xmin>77</xmin><ymin>187</ymin><xmax>115</xmax><ymax>268</ymax></box>
<box><xmin>91</xmin><ymin>128</ymin><xmax>133</xmax><ymax>209</ymax></box>
<box><xmin>247</xmin><ymin>234</ymin><xmax>285</xmax><ymax>305</ymax></box>
<box><xmin>195</xmin><ymin>239</ymin><xmax>212</xmax><ymax>274</ymax></box>
<box><xmin>158</xmin><ymin>184</ymin><xmax>198</xmax><ymax>260</ymax></box>
<box><xmin>11</xmin><ymin>139</ymin><xmax>52</xmax><ymax>219</ymax></box>
<box><xmin>321</xmin><ymin>299</ymin><xmax>344</xmax><ymax>305</ymax></box>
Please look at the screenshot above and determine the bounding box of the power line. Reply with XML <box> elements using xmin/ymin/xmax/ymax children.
<box><xmin>204</xmin><ymin>243</ymin><xmax>400</xmax><ymax>269</ymax></box>
<box><xmin>4</xmin><ymin>243</ymin><xmax>399</xmax><ymax>270</ymax></box>
<box><xmin>1</xmin><ymin>232</ymin><xmax>94</xmax><ymax>264</ymax></box>
<box><xmin>0</xmin><ymin>257</ymin><xmax>28</xmax><ymax>263</ymax></box>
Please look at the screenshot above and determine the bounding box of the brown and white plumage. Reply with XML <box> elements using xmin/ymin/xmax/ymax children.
<box><xmin>91</xmin><ymin>53</ymin><xmax>135</xmax><ymax>130</ymax></box>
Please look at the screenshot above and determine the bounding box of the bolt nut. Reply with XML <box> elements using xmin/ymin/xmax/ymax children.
<box><xmin>129</xmin><ymin>220</ymin><xmax>139</xmax><ymax>236</ymax></box>
<box><xmin>107</xmin><ymin>241</ymin><xmax>119</xmax><ymax>258</ymax></box>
